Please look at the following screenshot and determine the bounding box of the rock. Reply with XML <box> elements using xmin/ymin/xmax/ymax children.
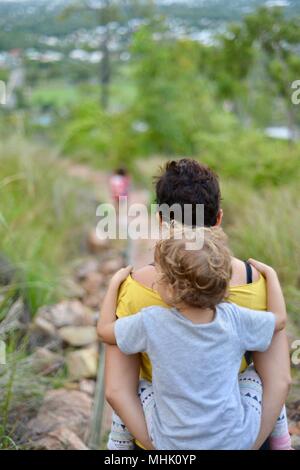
<box><xmin>82</xmin><ymin>293</ymin><xmax>103</xmax><ymax>310</ymax></box>
<box><xmin>79</xmin><ymin>379</ymin><xmax>96</xmax><ymax>396</ymax></box>
<box><xmin>37</xmin><ymin>300</ymin><xmax>94</xmax><ymax>328</ymax></box>
<box><xmin>26</xmin><ymin>389</ymin><xmax>92</xmax><ymax>443</ymax></box>
<box><xmin>75</xmin><ymin>259</ymin><xmax>100</xmax><ymax>281</ymax></box>
<box><xmin>81</xmin><ymin>272</ymin><xmax>104</xmax><ymax>295</ymax></box>
<box><xmin>287</xmin><ymin>399</ymin><xmax>300</xmax><ymax>422</ymax></box>
<box><xmin>32</xmin><ymin>347</ymin><xmax>64</xmax><ymax>375</ymax></box>
<box><xmin>62</xmin><ymin>278</ymin><xmax>86</xmax><ymax>299</ymax></box>
<box><xmin>291</xmin><ymin>433</ymin><xmax>300</xmax><ymax>450</ymax></box>
<box><xmin>63</xmin><ymin>380</ymin><xmax>95</xmax><ymax>396</ymax></box>
<box><xmin>58</xmin><ymin>325</ymin><xmax>97</xmax><ymax>347</ymax></box>
<box><xmin>87</xmin><ymin>229</ymin><xmax>110</xmax><ymax>254</ymax></box>
<box><xmin>100</xmin><ymin>258</ymin><xmax>123</xmax><ymax>275</ymax></box>
<box><xmin>0</xmin><ymin>299</ymin><xmax>23</xmax><ymax>335</ymax></box>
<box><xmin>289</xmin><ymin>421</ymin><xmax>300</xmax><ymax>436</ymax></box>
<box><xmin>33</xmin><ymin>427</ymin><xmax>88</xmax><ymax>450</ymax></box>
<box><xmin>66</xmin><ymin>347</ymin><xmax>98</xmax><ymax>380</ymax></box>
<box><xmin>0</xmin><ymin>253</ymin><xmax>16</xmax><ymax>285</ymax></box>
<box><xmin>33</xmin><ymin>317</ymin><xmax>57</xmax><ymax>337</ymax></box>
<box><xmin>64</xmin><ymin>382</ymin><xmax>80</xmax><ymax>391</ymax></box>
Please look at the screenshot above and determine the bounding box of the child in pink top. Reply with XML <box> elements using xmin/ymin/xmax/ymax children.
<box><xmin>109</xmin><ymin>168</ymin><xmax>130</xmax><ymax>206</ymax></box>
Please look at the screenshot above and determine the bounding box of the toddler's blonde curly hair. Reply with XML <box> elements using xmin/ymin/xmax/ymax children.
<box><xmin>154</xmin><ymin>227</ymin><xmax>232</xmax><ymax>309</ymax></box>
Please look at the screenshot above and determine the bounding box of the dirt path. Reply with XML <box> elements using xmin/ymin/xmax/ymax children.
<box><xmin>65</xmin><ymin>161</ymin><xmax>155</xmax><ymax>447</ymax></box>
<box><xmin>65</xmin><ymin>160</ymin><xmax>155</xmax><ymax>267</ymax></box>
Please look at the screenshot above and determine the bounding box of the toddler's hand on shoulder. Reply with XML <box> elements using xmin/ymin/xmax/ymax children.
<box><xmin>110</xmin><ymin>265</ymin><xmax>133</xmax><ymax>287</ymax></box>
<box><xmin>248</xmin><ymin>258</ymin><xmax>276</xmax><ymax>277</ymax></box>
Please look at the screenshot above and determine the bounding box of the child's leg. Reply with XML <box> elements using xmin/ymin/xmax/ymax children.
<box><xmin>239</xmin><ymin>365</ymin><xmax>291</xmax><ymax>450</ymax></box>
<box><xmin>107</xmin><ymin>380</ymin><xmax>155</xmax><ymax>450</ymax></box>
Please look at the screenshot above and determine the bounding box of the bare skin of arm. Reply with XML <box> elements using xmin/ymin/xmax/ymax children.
<box><xmin>104</xmin><ymin>265</ymin><xmax>159</xmax><ymax>449</ymax></box>
<box><xmin>251</xmin><ymin>330</ymin><xmax>290</xmax><ymax>449</ymax></box>
<box><xmin>97</xmin><ymin>267</ymin><xmax>154</xmax><ymax>450</ymax></box>
<box><xmin>231</xmin><ymin>259</ymin><xmax>291</xmax><ymax>449</ymax></box>
<box><xmin>105</xmin><ymin>258</ymin><xmax>291</xmax><ymax>450</ymax></box>
<box><xmin>247</xmin><ymin>259</ymin><xmax>291</xmax><ymax>450</ymax></box>
<box><xmin>105</xmin><ymin>346</ymin><xmax>154</xmax><ymax>449</ymax></box>
<box><xmin>232</xmin><ymin>260</ymin><xmax>291</xmax><ymax>417</ymax></box>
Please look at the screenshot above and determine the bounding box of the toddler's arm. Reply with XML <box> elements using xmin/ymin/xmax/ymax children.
<box><xmin>97</xmin><ymin>266</ymin><xmax>132</xmax><ymax>344</ymax></box>
<box><xmin>248</xmin><ymin>259</ymin><xmax>287</xmax><ymax>331</ymax></box>
<box><xmin>97</xmin><ymin>266</ymin><xmax>155</xmax><ymax>450</ymax></box>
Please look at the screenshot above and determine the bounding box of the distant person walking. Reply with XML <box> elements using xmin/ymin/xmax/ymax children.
<box><xmin>109</xmin><ymin>168</ymin><xmax>130</xmax><ymax>215</ymax></box>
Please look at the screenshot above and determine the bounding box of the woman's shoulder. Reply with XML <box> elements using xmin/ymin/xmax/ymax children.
<box><xmin>116</xmin><ymin>265</ymin><xmax>167</xmax><ymax>318</ymax></box>
<box><xmin>230</xmin><ymin>257</ymin><xmax>260</xmax><ymax>285</ymax></box>
<box><xmin>229</xmin><ymin>258</ymin><xmax>267</xmax><ymax>311</ymax></box>
<box><xmin>131</xmin><ymin>264</ymin><xmax>156</xmax><ymax>288</ymax></box>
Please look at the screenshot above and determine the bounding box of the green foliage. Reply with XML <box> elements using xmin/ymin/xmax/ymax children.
<box><xmin>222</xmin><ymin>181</ymin><xmax>300</xmax><ymax>327</ymax></box>
<box><xmin>131</xmin><ymin>22</ymin><xmax>218</xmax><ymax>155</ymax></box>
<box><xmin>0</xmin><ymin>3</ymin><xmax>299</xmax><ymax>303</ymax></box>
<box><xmin>61</xmin><ymin>98</ymin><xmax>142</xmax><ymax>171</ymax></box>
<box><xmin>1</xmin><ymin>1</ymin><xmax>299</xmax><ymax>450</ymax></box>
<box><xmin>48</xmin><ymin>7</ymin><xmax>300</xmax><ymax>168</ymax></box>
<box><xmin>29</xmin><ymin>82</ymin><xmax>81</xmax><ymax>109</ymax></box>
<box><xmin>246</xmin><ymin>7</ymin><xmax>300</xmax><ymax>113</ymax></box>
<box><xmin>0</xmin><ymin>337</ymin><xmax>62</xmax><ymax>449</ymax></box>
<box><xmin>0</xmin><ymin>69</ymin><xmax>8</xmax><ymax>83</ymax></box>
<box><xmin>197</xmin><ymin>129</ymin><xmax>300</xmax><ymax>187</ymax></box>
<box><xmin>0</xmin><ymin>138</ymin><xmax>92</xmax><ymax>314</ymax></box>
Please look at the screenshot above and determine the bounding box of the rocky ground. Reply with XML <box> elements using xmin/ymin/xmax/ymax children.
<box><xmin>23</xmin><ymin>234</ymin><xmax>124</xmax><ymax>449</ymax></box>
<box><xmin>18</xmin><ymin>166</ymin><xmax>154</xmax><ymax>450</ymax></box>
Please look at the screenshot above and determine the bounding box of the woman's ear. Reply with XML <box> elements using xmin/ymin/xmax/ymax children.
<box><xmin>215</xmin><ymin>209</ymin><xmax>223</xmax><ymax>227</ymax></box>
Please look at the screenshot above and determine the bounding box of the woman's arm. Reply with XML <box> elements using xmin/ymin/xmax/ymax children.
<box><xmin>248</xmin><ymin>259</ymin><xmax>291</xmax><ymax>449</ymax></box>
<box><xmin>98</xmin><ymin>265</ymin><xmax>154</xmax><ymax>449</ymax></box>
<box><xmin>252</xmin><ymin>330</ymin><xmax>291</xmax><ymax>449</ymax></box>
<box><xmin>105</xmin><ymin>345</ymin><xmax>154</xmax><ymax>449</ymax></box>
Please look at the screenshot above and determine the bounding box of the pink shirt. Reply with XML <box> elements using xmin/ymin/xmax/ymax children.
<box><xmin>109</xmin><ymin>174</ymin><xmax>130</xmax><ymax>199</ymax></box>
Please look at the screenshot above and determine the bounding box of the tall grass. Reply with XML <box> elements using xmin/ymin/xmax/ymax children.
<box><xmin>0</xmin><ymin>137</ymin><xmax>95</xmax><ymax>447</ymax></box>
<box><xmin>0</xmin><ymin>337</ymin><xmax>61</xmax><ymax>449</ymax></box>
<box><xmin>0</xmin><ymin>137</ymin><xmax>93</xmax><ymax>314</ymax></box>
<box><xmin>222</xmin><ymin>181</ymin><xmax>300</xmax><ymax>329</ymax></box>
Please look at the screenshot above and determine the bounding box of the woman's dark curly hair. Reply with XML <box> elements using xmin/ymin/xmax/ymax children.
<box><xmin>154</xmin><ymin>159</ymin><xmax>221</xmax><ymax>227</ymax></box>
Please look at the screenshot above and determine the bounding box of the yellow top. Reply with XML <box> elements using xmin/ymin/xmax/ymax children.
<box><xmin>116</xmin><ymin>273</ymin><xmax>267</xmax><ymax>381</ymax></box>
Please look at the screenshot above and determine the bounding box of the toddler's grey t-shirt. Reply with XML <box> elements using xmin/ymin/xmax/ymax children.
<box><xmin>115</xmin><ymin>302</ymin><xmax>275</xmax><ymax>450</ymax></box>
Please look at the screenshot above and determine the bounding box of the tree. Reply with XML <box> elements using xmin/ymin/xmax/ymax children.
<box><xmin>61</xmin><ymin>0</ymin><xmax>154</xmax><ymax>109</ymax></box>
<box><xmin>206</xmin><ymin>22</ymin><xmax>255</xmax><ymax>125</ymax></box>
<box><xmin>245</xmin><ymin>6</ymin><xmax>300</xmax><ymax>139</ymax></box>
<box><xmin>130</xmin><ymin>17</ymin><xmax>237</xmax><ymax>156</ymax></box>
<box><xmin>209</xmin><ymin>6</ymin><xmax>300</xmax><ymax>137</ymax></box>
